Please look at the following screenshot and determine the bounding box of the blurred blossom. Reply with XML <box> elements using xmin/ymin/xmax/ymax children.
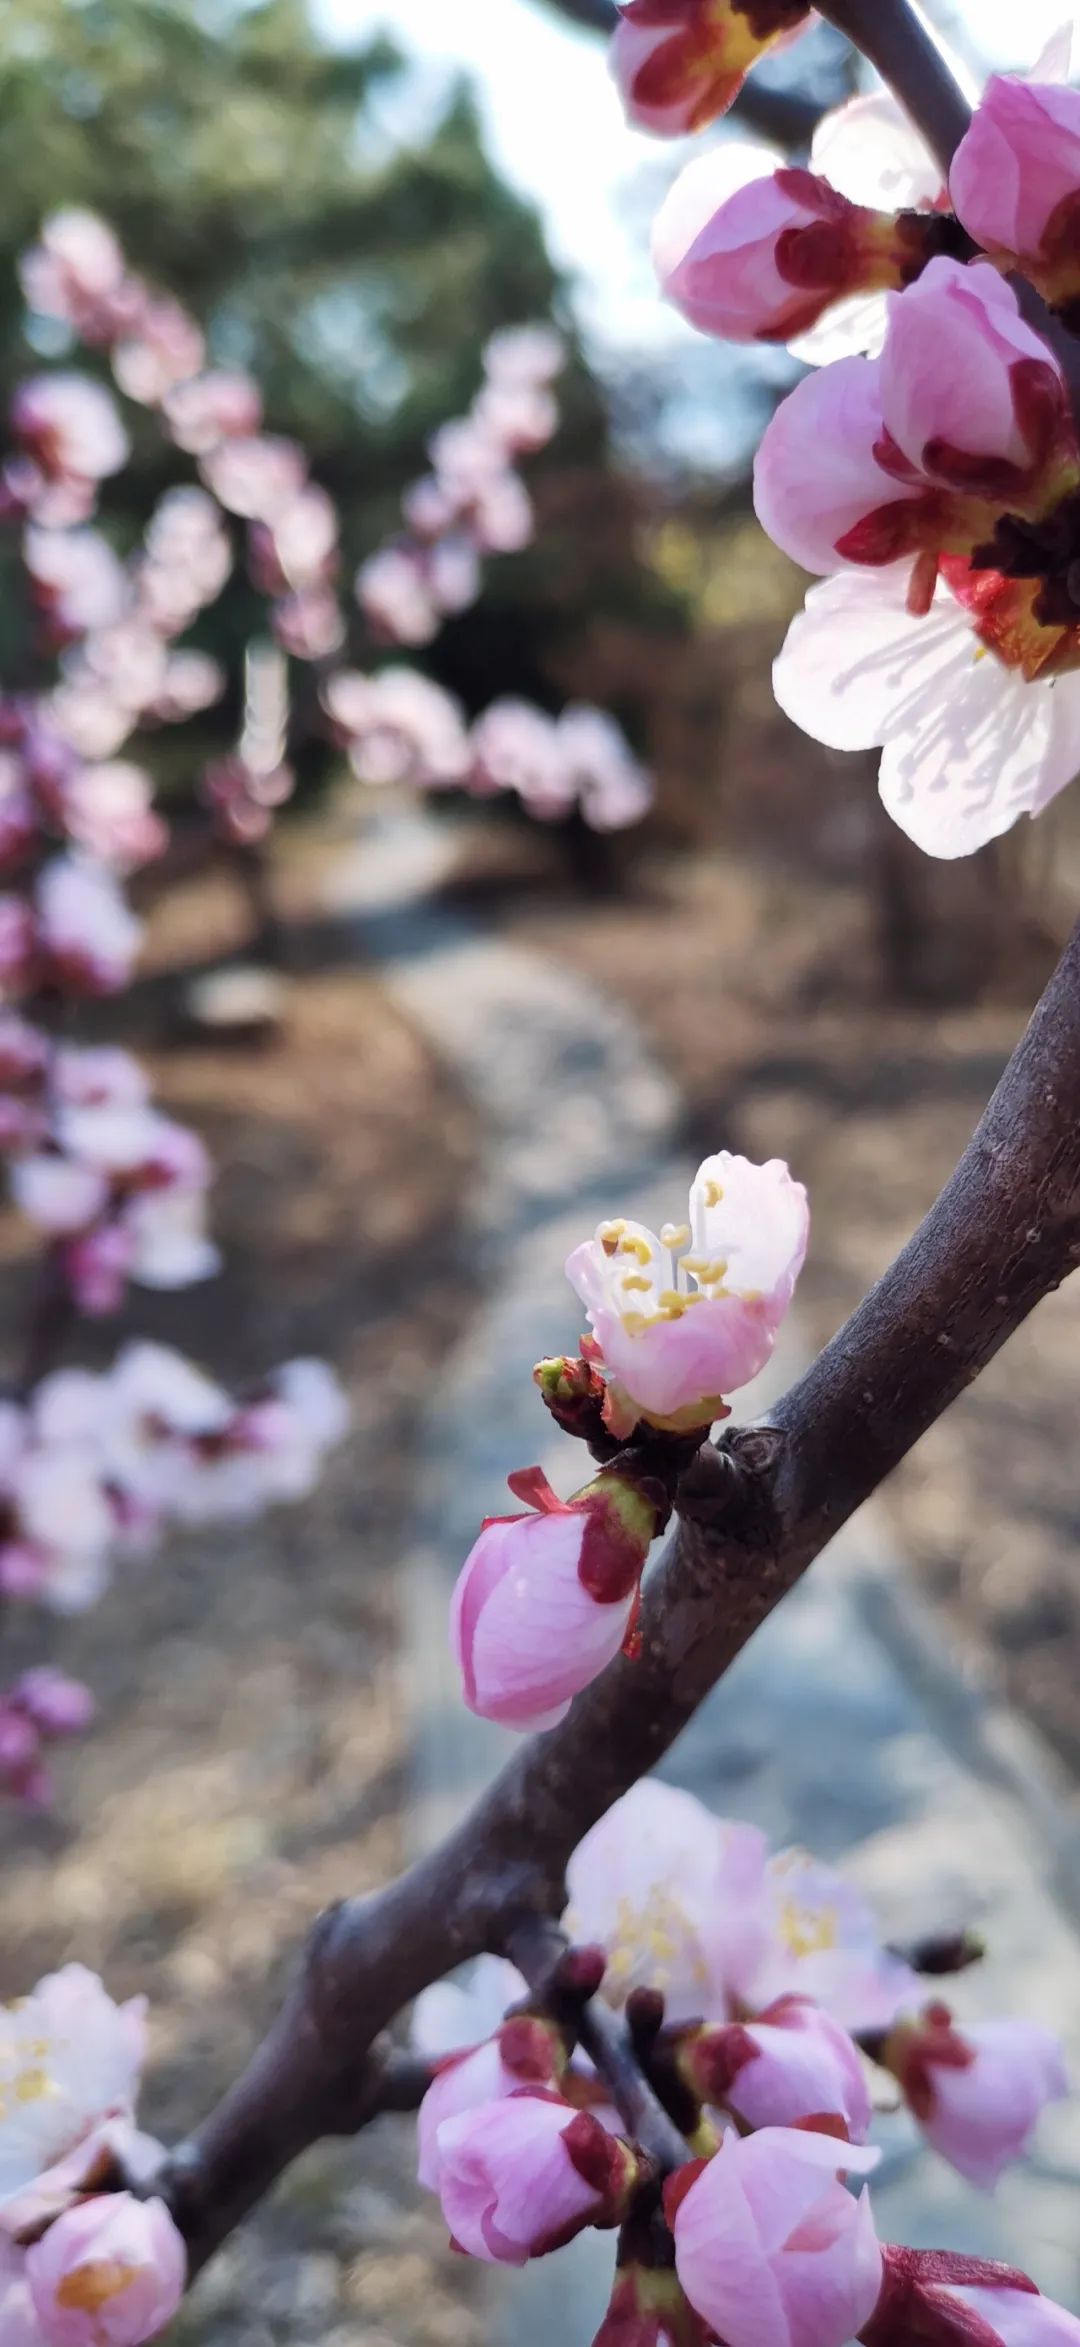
<box><xmin>355</xmin><ymin>546</ymin><xmax>440</xmax><ymax>646</ymax></box>
<box><xmin>470</xmin><ymin>699</ymin><xmax>575</xmax><ymax>818</ymax></box>
<box><xmin>11</xmin><ymin>375</ymin><xmax>129</xmax><ymax>492</ymax></box>
<box><xmin>111</xmin><ymin>296</ymin><xmax>205</xmax><ymax>407</ymax></box>
<box><xmin>482</xmin><ymin>323</ymin><xmax>565</xmax><ymax>387</ymax></box>
<box><xmin>147</xmin><ymin>650</ymin><xmax>226</xmax><ymax>725</ymax></box>
<box><xmin>23</xmin><ymin>526</ymin><xmax>129</xmax><ymax>644</ymax></box>
<box><xmin>35</xmin><ymin>855</ymin><xmax>143</xmax><ymax>997</ymax></box>
<box><xmin>163</xmin><ymin>367</ymin><xmax>263</xmax><ymax>455</ymax></box>
<box><xmin>271</xmin><ymin>589</ymin><xmax>345</xmax><ymax>661</ymax></box>
<box><xmin>20</xmin><ymin>211</ymin><xmax>127</xmax><ymax>340</ymax></box>
<box><xmin>558</xmin><ymin>706</ymin><xmax>653</xmax><ymax>832</ymax></box>
<box><xmin>200</xmin><ymin>434</ymin><xmax>308</xmax><ymax>522</ymax></box>
<box><xmin>324</xmin><ymin>667</ymin><xmax>471</xmax><ymax>789</ymax></box>
<box><xmin>61</xmin><ymin>760</ymin><xmax>167</xmax><ymax>873</ymax></box>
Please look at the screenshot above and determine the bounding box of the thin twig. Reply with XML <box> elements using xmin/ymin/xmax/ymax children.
<box><xmin>507</xmin><ymin>1918</ymin><xmax>691</xmax><ymax>2174</ymax></box>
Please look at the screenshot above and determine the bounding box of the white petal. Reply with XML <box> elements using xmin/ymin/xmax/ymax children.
<box><xmin>810</xmin><ymin>93</ymin><xmax>943</xmax><ymax>211</ymax></box>
<box><xmin>879</xmin><ymin>655</ymin><xmax>1080</xmax><ymax>858</ymax></box>
<box><xmin>789</xmin><ymin>290</ymin><xmax>890</xmax><ymax>368</ymax></box>
<box><xmin>773</xmin><ymin>568</ymin><xmax>975</xmax><ymax>753</ymax></box>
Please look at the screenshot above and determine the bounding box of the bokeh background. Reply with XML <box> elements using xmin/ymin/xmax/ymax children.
<box><xmin>5</xmin><ymin>3</ymin><xmax>1080</xmax><ymax>2342</ymax></box>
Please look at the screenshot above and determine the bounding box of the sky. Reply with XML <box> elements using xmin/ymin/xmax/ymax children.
<box><xmin>310</xmin><ymin>0</ymin><xmax>1078</xmax><ymax>462</ymax></box>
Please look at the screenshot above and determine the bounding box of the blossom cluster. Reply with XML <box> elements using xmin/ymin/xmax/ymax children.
<box><xmin>451</xmin><ymin>1151</ymin><xmax>808</xmax><ymax>1728</ymax></box>
<box><xmin>356</xmin><ymin>321</ymin><xmax>564</xmax><ymax>647</ymax></box>
<box><xmin>17</xmin><ymin>210</ymin><xmax>653</xmax><ymax>838</ymax></box>
<box><xmin>610</xmin><ymin>9</ymin><xmax>1080</xmax><ymax>859</ymax></box>
<box><xmin>413</xmin><ymin>1780</ymin><xmax>1075</xmax><ymax>2347</ymax></box>
<box><xmin>0</xmin><ymin>1343</ymin><xmax>347</xmax><ymax>1618</ymax></box>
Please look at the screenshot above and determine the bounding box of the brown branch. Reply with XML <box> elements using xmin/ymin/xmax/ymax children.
<box><xmin>507</xmin><ymin>1919</ymin><xmax>692</xmax><ymax>2174</ymax></box>
<box><xmin>151</xmin><ymin>915</ymin><xmax>1080</xmax><ymax>2277</ymax></box>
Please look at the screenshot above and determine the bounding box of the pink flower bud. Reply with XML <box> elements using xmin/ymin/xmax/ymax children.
<box><xmin>753</xmin><ymin>356</ymin><xmax>939</xmax><ymax>577</ymax></box>
<box><xmin>654</xmin><ymin>148</ymin><xmax>916</xmax><ymax>346</ymax></box>
<box><xmin>418</xmin><ymin>2015</ymin><xmax>567</xmax><ymax>2191</ymax></box>
<box><xmin>566</xmin><ymin>1152</ymin><xmax>807</xmax><ymax>1432</ymax></box>
<box><xmin>450</xmin><ymin>1466</ymin><xmax>658</xmax><ymax>1731</ymax></box>
<box><xmin>678</xmin><ymin>1995</ymin><xmax>872</xmax><ymax>2140</ymax></box>
<box><xmin>882</xmin><ymin>2004</ymin><xmax>1067</xmax><ymax>2189</ymax></box>
<box><xmin>861</xmin><ymin>2245</ymin><xmax>1080</xmax><ymax>2347</ymax></box>
<box><xmin>951</xmin><ymin>73</ymin><xmax>1080</xmax><ymax>315</ymax></box>
<box><xmin>669</xmin><ymin>2127</ymin><xmax>882</xmax><ymax>2347</ymax></box>
<box><xmin>11</xmin><ymin>1668</ymin><xmax>95</xmax><ymax>1738</ymax></box>
<box><xmin>26</xmin><ymin>2193</ymin><xmax>185</xmax><ymax>2346</ymax></box>
<box><xmin>434</xmin><ymin>2093</ymin><xmax>640</xmax><ymax>2265</ymax></box>
<box><xmin>878</xmin><ymin>259</ymin><xmax>1076</xmax><ymax>499</ymax></box>
<box><xmin>610</xmin><ymin>1</ymin><xmax>812</xmax><ymax>139</ymax></box>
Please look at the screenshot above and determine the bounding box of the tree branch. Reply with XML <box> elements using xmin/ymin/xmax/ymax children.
<box><xmin>506</xmin><ymin>1919</ymin><xmax>692</xmax><ymax>2174</ymax></box>
<box><xmin>152</xmin><ymin>917</ymin><xmax>1080</xmax><ymax>2279</ymax></box>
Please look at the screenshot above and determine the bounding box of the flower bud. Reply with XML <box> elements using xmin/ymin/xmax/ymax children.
<box><xmin>450</xmin><ymin>1466</ymin><xmax>659</xmax><ymax>1731</ymax></box>
<box><xmin>860</xmin><ymin>2245</ymin><xmax>1080</xmax><ymax>2347</ymax></box>
<box><xmin>951</xmin><ymin>72</ymin><xmax>1080</xmax><ymax>323</ymax></box>
<box><xmin>753</xmin><ymin>356</ymin><xmax>941</xmax><ymax>578</ymax></box>
<box><xmin>418</xmin><ymin>2015</ymin><xmax>568</xmax><ymax>2192</ymax></box>
<box><xmin>654</xmin><ymin>149</ymin><xmax>928</xmax><ymax>346</ymax></box>
<box><xmin>25</xmin><ymin>2192</ymin><xmax>185</xmax><ymax>2347</ymax></box>
<box><xmin>669</xmin><ymin>2127</ymin><xmax>882</xmax><ymax>2347</ymax></box>
<box><xmin>610</xmin><ymin>1</ymin><xmax>812</xmax><ymax>139</ymax></box>
<box><xmin>434</xmin><ymin>2093</ymin><xmax>643</xmax><ymax>2265</ymax></box>
<box><xmin>878</xmin><ymin>259</ymin><xmax>1077</xmax><ymax>502</ymax></box>
<box><xmin>675</xmin><ymin>1995</ymin><xmax>871</xmax><ymax>2141</ymax></box>
<box><xmin>877</xmin><ymin>2003</ymin><xmax>1066</xmax><ymax>2188</ymax></box>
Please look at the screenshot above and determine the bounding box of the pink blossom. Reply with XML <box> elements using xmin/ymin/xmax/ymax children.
<box><xmin>163</xmin><ymin>368</ymin><xmax>263</xmax><ymax>455</ymax></box>
<box><xmin>112</xmin><ymin>297</ymin><xmax>204</xmax><ymax>407</ymax></box>
<box><xmin>670</xmin><ymin>2127</ymin><xmax>882</xmax><ymax>2347</ymax></box>
<box><xmin>249</xmin><ymin>484</ymin><xmax>339</xmax><ymax>594</ymax></box>
<box><xmin>680</xmin><ymin>1997</ymin><xmax>872</xmax><ymax>2140</ymax></box>
<box><xmin>0</xmin><ymin>1965</ymin><xmax>145</xmax><ymax>2227</ymax></box>
<box><xmin>61</xmin><ymin>1224</ymin><xmax>136</xmax><ymax>1317</ymax></box>
<box><xmin>11</xmin><ymin>1670</ymin><xmax>95</xmax><ymax>1739</ymax></box>
<box><xmin>470</xmin><ymin>471</ymin><xmax>534</xmax><ymax>554</ymax></box>
<box><xmin>885</xmin><ymin>2007</ymin><xmax>1067</xmax><ymax>2189</ymax></box>
<box><xmin>609</xmin><ymin>1</ymin><xmax>812</xmax><ymax>139</ymax></box>
<box><xmin>0</xmin><ymin>1012</ymin><xmax>47</xmax><ymax>1088</ymax></box>
<box><xmin>749</xmin><ymin>1849</ymin><xmax>920</xmax><ymax>2034</ymax></box>
<box><xmin>753</xmin><ymin>356</ymin><xmax>939</xmax><ymax>578</ymax></box>
<box><xmin>771</xmin><ymin>564</ymin><xmax>1080</xmax><ymax>859</ymax></box>
<box><xmin>199</xmin><ymin>434</ymin><xmax>306</xmax><ymax>523</ymax></box>
<box><xmin>355</xmin><ymin>547</ymin><xmax>440</xmax><ymax>646</ymax></box>
<box><xmin>418</xmin><ymin>2017</ymin><xmax>566</xmax><ymax>2191</ymax></box>
<box><xmin>54</xmin><ymin>1047</ymin><xmax>149</xmax><ymax>1112</ymax></box>
<box><xmin>20</xmin><ymin>212</ymin><xmax>127</xmax><ymax>339</ymax></box>
<box><xmin>434</xmin><ymin>2094</ymin><xmax>638</xmax><ymax>2265</ymax></box>
<box><xmin>653</xmin><ymin>146</ymin><xmax>907</xmax><ymax>347</ymax></box>
<box><xmin>878</xmin><ymin>259</ymin><xmax>1076</xmax><ymax>497</ymax></box>
<box><xmin>0</xmin><ymin>2237</ymin><xmax>38</xmax><ymax>2347</ymax></box>
<box><xmin>146</xmin><ymin>650</ymin><xmax>225</xmax><ymax>725</ymax></box>
<box><xmin>0</xmin><ymin>897</ymin><xmax>37</xmax><ymax>989</ymax></box>
<box><xmin>0</xmin><ymin>757</ymin><xmax>39</xmax><ymax>878</ymax></box>
<box><xmin>10</xmin><ymin>1155</ymin><xmax>108</xmax><ymax>1236</ymax></box>
<box><xmin>23</xmin><ymin>528</ymin><xmax>129</xmax><ymax>643</ymax></box>
<box><xmin>474</xmin><ymin>383</ymin><xmax>558</xmax><ymax>455</ymax></box>
<box><xmin>324</xmin><ymin>668</ymin><xmax>471</xmax><ymax>790</ymax></box>
<box><xmin>450</xmin><ymin>1466</ymin><xmax>657</xmax><ymax>1731</ymax></box>
<box><xmin>428</xmin><ymin>533</ymin><xmax>482</xmax><ymax>616</ymax></box>
<box><xmin>951</xmin><ymin>69</ymin><xmax>1080</xmax><ymax>285</ymax></box>
<box><xmin>26</xmin><ymin>2192</ymin><xmax>185</xmax><ymax>2346</ymax></box>
<box><xmin>122</xmin><ymin>1188</ymin><xmax>220</xmax><ymax>1292</ymax></box>
<box><xmin>469</xmin><ymin>700</ymin><xmax>574</xmax><ymax>817</ymax></box>
<box><xmin>557</xmin><ymin>706</ymin><xmax>653</xmax><ymax>832</ymax></box>
<box><xmin>482</xmin><ymin>325</ymin><xmax>565</xmax><ymax>389</ymax></box>
<box><xmin>566</xmin><ymin>1152</ymin><xmax>808</xmax><ymax>1432</ymax></box>
<box><xmin>36</xmin><ymin>857</ymin><xmax>142</xmax><ymax>996</ymax></box>
<box><xmin>61</xmin><ymin>763</ymin><xmax>166</xmax><ymax>875</ymax></box>
<box><xmin>563</xmin><ymin>1781</ymin><xmax>772</xmax><ymax>2025</ymax></box>
<box><xmin>862</xmin><ymin>2246</ymin><xmax>1080</xmax><ymax>2347</ymax></box>
<box><xmin>11</xmin><ymin>377</ymin><xmax>129</xmax><ymax>490</ymax></box>
<box><xmin>272</xmin><ymin>588</ymin><xmax>345</xmax><ymax>661</ymax></box>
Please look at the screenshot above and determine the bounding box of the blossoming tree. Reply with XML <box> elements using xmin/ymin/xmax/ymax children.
<box><xmin>9</xmin><ymin>4</ymin><xmax>1080</xmax><ymax>2344</ymax></box>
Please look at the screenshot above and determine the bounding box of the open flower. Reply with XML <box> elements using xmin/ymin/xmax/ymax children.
<box><xmin>771</xmin><ymin>562</ymin><xmax>1080</xmax><ymax>860</ymax></box>
<box><xmin>563</xmin><ymin>1780</ymin><xmax>772</xmax><ymax>2024</ymax></box>
<box><xmin>749</xmin><ymin>1849</ymin><xmax>920</xmax><ymax>2033</ymax></box>
<box><xmin>450</xmin><ymin>1466</ymin><xmax>659</xmax><ymax>1731</ymax></box>
<box><xmin>669</xmin><ymin>2127</ymin><xmax>882</xmax><ymax>2347</ymax></box>
<box><xmin>610</xmin><ymin>0</ymin><xmax>812</xmax><ymax>139</ymax></box>
<box><xmin>566</xmin><ymin>1152</ymin><xmax>807</xmax><ymax>1432</ymax></box>
<box><xmin>0</xmin><ymin>1967</ymin><xmax>145</xmax><ymax>2236</ymax></box>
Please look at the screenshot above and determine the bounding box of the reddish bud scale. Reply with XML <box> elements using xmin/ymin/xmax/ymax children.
<box><xmin>676</xmin><ymin>2021</ymin><xmax>759</xmax><ymax>2107</ymax></box>
<box><xmin>879</xmin><ymin>2005</ymin><xmax>973</xmax><ymax>2123</ymax></box>
<box><xmin>618</xmin><ymin>0</ymin><xmax>811</xmax><ymax>136</ymax></box>
<box><xmin>529</xmin><ymin>2117</ymin><xmax>644</xmax><ymax>2257</ymax></box>
<box><xmin>499</xmin><ymin>2014</ymin><xmax>568</xmax><ymax>2087</ymax></box>
<box><xmin>574</xmin><ymin>1472</ymin><xmax>662</xmax><ymax>1604</ymax></box>
<box><xmin>860</xmin><ymin>2246</ymin><xmax>1039</xmax><ymax>2347</ymax></box>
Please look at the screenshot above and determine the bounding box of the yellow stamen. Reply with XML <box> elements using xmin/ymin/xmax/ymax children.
<box><xmin>618</xmin><ymin>1235</ymin><xmax>654</xmax><ymax>1265</ymax></box>
<box><xmin>621</xmin><ymin>1274</ymin><xmax>653</xmax><ymax>1294</ymax></box>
